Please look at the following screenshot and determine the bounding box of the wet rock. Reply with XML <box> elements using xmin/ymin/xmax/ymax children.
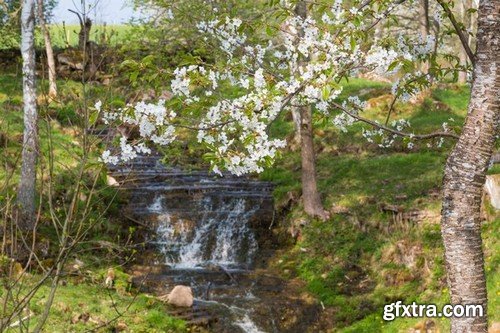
<box><xmin>165</xmin><ymin>285</ymin><xmax>193</xmax><ymax>307</ymax></box>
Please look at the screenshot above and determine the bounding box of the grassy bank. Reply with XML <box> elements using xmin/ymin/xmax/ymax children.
<box><xmin>0</xmin><ymin>72</ymin><xmax>186</xmax><ymax>332</ymax></box>
<box><xmin>262</xmin><ymin>79</ymin><xmax>499</xmax><ymax>331</ymax></box>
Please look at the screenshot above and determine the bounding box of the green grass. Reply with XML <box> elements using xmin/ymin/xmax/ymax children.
<box><xmin>264</xmin><ymin>80</ymin><xmax>499</xmax><ymax>331</ymax></box>
<box><xmin>1</xmin><ymin>271</ymin><xmax>186</xmax><ymax>332</ymax></box>
<box><xmin>36</xmin><ymin>24</ymin><xmax>133</xmax><ymax>49</ymax></box>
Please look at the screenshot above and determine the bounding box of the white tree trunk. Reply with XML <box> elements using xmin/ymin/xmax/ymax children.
<box><xmin>17</xmin><ymin>0</ymin><xmax>38</xmax><ymax>230</ymax></box>
<box><xmin>37</xmin><ymin>0</ymin><xmax>57</xmax><ymax>98</ymax></box>
<box><xmin>440</xmin><ymin>0</ymin><xmax>499</xmax><ymax>331</ymax></box>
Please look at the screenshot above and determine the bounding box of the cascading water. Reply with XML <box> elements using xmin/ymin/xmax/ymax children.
<box><xmin>102</xmin><ymin>152</ymin><xmax>319</xmax><ymax>332</ymax></box>
<box><xmin>150</xmin><ymin>195</ymin><xmax>259</xmax><ymax>269</ymax></box>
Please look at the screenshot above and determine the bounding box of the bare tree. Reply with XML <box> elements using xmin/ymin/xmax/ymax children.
<box><xmin>68</xmin><ymin>8</ymin><xmax>92</xmax><ymax>50</ymax></box>
<box><xmin>440</xmin><ymin>0</ymin><xmax>499</xmax><ymax>331</ymax></box>
<box><xmin>17</xmin><ymin>0</ymin><xmax>38</xmax><ymax>230</ymax></box>
<box><xmin>37</xmin><ymin>0</ymin><xmax>57</xmax><ymax>98</ymax></box>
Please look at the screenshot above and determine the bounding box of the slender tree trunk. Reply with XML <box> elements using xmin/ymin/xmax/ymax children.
<box><xmin>440</xmin><ymin>0</ymin><xmax>499</xmax><ymax>331</ymax></box>
<box><xmin>291</xmin><ymin>108</ymin><xmax>301</xmax><ymax>145</ymax></box>
<box><xmin>17</xmin><ymin>0</ymin><xmax>38</xmax><ymax>230</ymax></box>
<box><xmin>458</xmin><ymin>0</ymin><xmax>469</xmax><ymax>84</ymax></box>
<box><xmin>300</xmin><ymin>105</ymin><xmax>328</xmax><ymax>219</ymax></box>
<box><xmin>294</xmin><ymin>0</ymin><xmax>327</xmax><ymax>220</ymax></box>
<box><xmin>419</xmin><ymin>0</ymin><xmax>430</xmax><ymax>74</ymax></box>
<box><xmin>458</xmin><ymin>47</ymin><xmax>469</xmax><ymax>83</ymax></box>
<box><xmin>37</xmin><ymin>0</ymin><xmax>57</xmax><ymax>98</ymax></box>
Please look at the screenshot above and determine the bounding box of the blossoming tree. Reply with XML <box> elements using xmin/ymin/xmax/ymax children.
<box><xmin>100</xmin><ymin>0</ymin><xmax>456</xmax><ymax>212</ymax></box>
<box><xmin>98</xmin><ymin>0</ymin><xmax>497</xmax><ymax>330</ymax></box>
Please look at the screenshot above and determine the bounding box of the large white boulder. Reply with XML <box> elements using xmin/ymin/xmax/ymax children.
<box><xmin>166</xmin><ymin>285</ymin><xmax>193</xmax><ymax>307</ymax></box>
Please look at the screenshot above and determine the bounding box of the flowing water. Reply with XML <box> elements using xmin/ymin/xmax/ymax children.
<box><xmin>150</xmin><ymin>196</ymin><xmax>259</xmax><ymax>269</ymax></box>
<box><xmin>106</xmin><ymin>152</ymin><xmax>320</xmax><ymax>332</ymax></box>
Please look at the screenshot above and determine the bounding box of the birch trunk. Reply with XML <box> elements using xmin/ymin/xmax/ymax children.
<box><xmin>17</xmin><ymin>0</ymin><xmax>38</xmax><ymax>230</ymax></box>
<box><xmin>37</xmin><ymin>0</ymin><xmax>57</xmax><ymax>98</ymax></box>
<box><xmin>440</xmin><ymin>0</ymin><xmax>499</xmax><ymax>331</ymax></box>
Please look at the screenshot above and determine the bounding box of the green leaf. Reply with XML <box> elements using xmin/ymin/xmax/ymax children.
<box><xmin>350</xmin><ymin>36</ymin><xmax>356</xmax><ymax>50</ymax></box>
<box><xmin>266</xmin><ymin>25</ymin><xmax>273</xmax><ymax>36</ymax></box>
<box><xmin>322</xmin><ymin>86</ymin><xmax>331</xmax><ymax>101</ymax></box>
<box><xmin>89</xmin><ymin>110</ymin><xmax>99</xmax><ymax>126</ymax></box>
<box><xmin>388</xmin><ymin>60</ymin><xmax>399</xmax><ymax>72</ymax></box>
<box><xmin>129</xmin><ymin>71</ymin><xmax>139</xmax><ymax>83</ymax></box>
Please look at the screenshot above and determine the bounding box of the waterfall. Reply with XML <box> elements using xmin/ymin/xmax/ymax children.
<box><xmin>150</xmin><ymin>195</ymin><xmax>260</xmax><ymax>269</ymax></box>
<box><xmin>102</xmin><ymin>150</ymin><xmax>317</xmax><ymax>333</ymax></box>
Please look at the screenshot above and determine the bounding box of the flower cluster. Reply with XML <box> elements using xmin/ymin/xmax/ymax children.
<box><xmin>100</xmin><ymin>0</ymin><xmax>444</xmax><ymax>173</ymax></box>
<box><xmin>99</xmin><ymin>100</ymin><xmax>176</xmax><ymax>164</ymax></box>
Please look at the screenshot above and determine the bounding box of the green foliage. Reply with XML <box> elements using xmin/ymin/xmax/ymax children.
<box><xmin>0</xmin><ymin>0</ymin><xmax>21</xmax><ymax>49</ymax></box>
<box><xmin>0</xmin><ymin>70</ymin><xmax>187</xmax><ymax>332</ymax></box>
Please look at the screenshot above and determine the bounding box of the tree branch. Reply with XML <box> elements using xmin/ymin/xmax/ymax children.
<box><xmin>329</xmin><ymin>101</ymin><xmax>460</xmax><ymax>140</ymax></box>
<box><xmin>435</xmin><ymin>0</ymin><xmax>475</xmax><ymax>64</ymax></box>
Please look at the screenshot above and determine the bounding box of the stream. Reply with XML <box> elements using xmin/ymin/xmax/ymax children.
<box><xmin>106</xmin><ymin>152</ymin><xmax>321</xmax><ymax>332</ymax></box>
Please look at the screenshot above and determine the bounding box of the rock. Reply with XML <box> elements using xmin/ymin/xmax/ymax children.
<box><xmin>57</xmin><ymin>52</ymin><xmax>85</xmax><ymax>70</ymax></box>
<box><xmin>115</xmin><ymin>321</ymin><xmax>128</xmax><ymax>332</ymax></box>
<box><xmin>105</xmin><ymin>268</ymin><xmax>115</xmax><ymax>288</ymax></box>
<box><xmin>409</xmin><ymin>319</ymin><xmax>437</xmax><ymax>332</ymax></box>
<box><xmin>165</xmin><ymin>285</ymin><xmax>193</xmax><ymax>307</ymax></box>
<box><xmin>485</xmin><ymin>174</ymin><xmax>500</xmax><ymax>210</ymax></box>
<box><xmin>107</xmin><ymin>175</ymin><xmax>119</xmax><ymax>187</ymax></box>
<box><xmin>490</xmin><ymin>322</ymin><xmax>500</xmax><ymax>333</ymax></box>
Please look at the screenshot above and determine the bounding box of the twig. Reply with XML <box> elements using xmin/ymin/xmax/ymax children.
<box><xmin>329</xmin><ymin>101</ymin><xmax>460</xmax><ymax>140</ymax></box>
<box><xmin>435</xmin><ymin>0</ymin><xmax>475</xmax><ymax>64</ymax></box>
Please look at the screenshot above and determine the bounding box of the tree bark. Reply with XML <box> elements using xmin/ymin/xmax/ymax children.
<box><xmin>294</xmin><ymin>0</ymin><xmax>328</xmax><ymax>220</ymax></box>
<box><xmin>440</xmin><ymin>0</ymin><xmax>499</xmax><ymax>331</ymax></box>
<box><xmin>457</xmin><ymin>0</ymin><xmax>470</xmax><ymax>84</ymax></box>
<box><xmin>300</xmin><ymin>105</ymin><xmax>328</xmax><ymax>220</ymax></box>
<box><xmin>37</xmin><ymin>0</ymin><xmax>57</xmax><ymax>98</ymax></box>
<box><xmin>78</xmin><ymin>17</ymin><xmax>92</xmax><ymax>50</ymax></box>
<box><xmin>17</xmin><ymin>0</ymin><xmax>38</xmax><ymax>230</ymax></box>
<box><xmin>419</xmin><ymin>0</ymin><xmax>430</xmax><ymax>74</ymax></box>
<box><xmin>291</xmin><ymin>107</ymin><xmax>301</xmax><ymax>145</ymax></box>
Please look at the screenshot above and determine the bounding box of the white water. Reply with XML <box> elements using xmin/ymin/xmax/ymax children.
<box><xmin>196</xmin><ymin>299</ymin><xmax>266</xmax><ymax>333</ymax></box>
<box><xmin>149</xmin><ymin>191</ymin><xmax>266</xmax><ymax>331</ymax></box>
<box><xmin>150</xmin><ymin>195</ymin><xmax>259</xmax><ymax>269</ymax></box>
<box><xmin>235</xmin><ymin>314</ymin><xmax>266</xmax><ymax>333</ymax></box>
